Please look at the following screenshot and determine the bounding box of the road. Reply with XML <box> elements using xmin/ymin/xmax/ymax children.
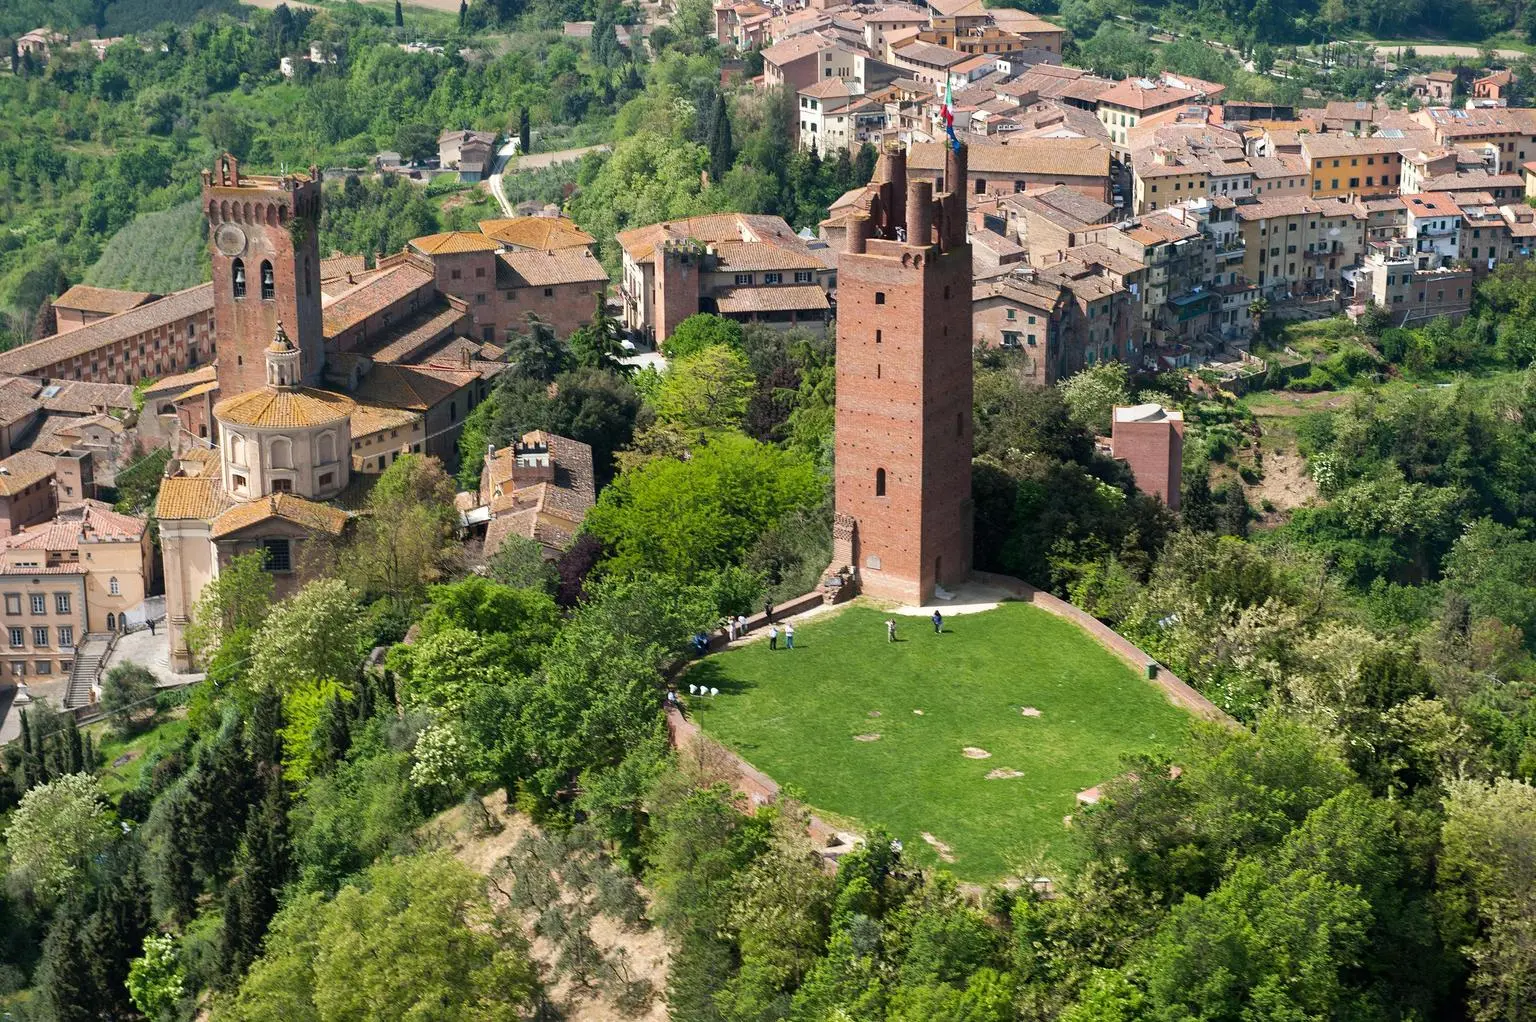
<box><xmin>487</xmin><ymin>138</ymin><xmax>522</xmax><ymax>216</ymax></box>
<box><xmin>1359</xmin><ymin>41</ymin><xmax>1528</xmax><ymax>60</ymax></box>
<box><xmin>488</xmin><ymin>142</ymin><xmax>612</xmax><ymax>216</ymax></box>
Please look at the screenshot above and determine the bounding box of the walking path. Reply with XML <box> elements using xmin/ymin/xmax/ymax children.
<box><xmin>486</xmin><ymin>138</ymin><xmax>521</xmax><ymax>217</ymax></box>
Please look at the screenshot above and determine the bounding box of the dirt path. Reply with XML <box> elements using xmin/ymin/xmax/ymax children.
<box><xmin>1247</xmin><ymin>447</ymin><xmax>1317</xmax><ymax>521</ymax></box>
<box><xmin>1359</xmin><ymin>41</ymin><xmax>1528</xmax><ymax>59</ymax></box>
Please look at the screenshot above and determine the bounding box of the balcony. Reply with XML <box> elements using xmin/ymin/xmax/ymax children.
<box><xmin>1215</xmin><ymin>242</ymin><xmax>1245</xmax><ymax>262</ymax></box>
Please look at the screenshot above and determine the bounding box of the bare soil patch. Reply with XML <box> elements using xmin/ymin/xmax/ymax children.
<box><xmin>921</xmin><ymin>831</ymin><xmax>956</xmax><ymax>863</ymax></box>
<box><xmin>1020</xmin><ymin>707</ymin><xmax>1042</xmax><ymax>717</ymax></box>
<box><xmin>867</xmin><ymin>710</ymin><xmax>882</xmax><ymax>718</ymax></box>
<box><xmin>436</xmin><ymin>796</ymin><xmax>670</xmax><ymax>1022</ymax></box>
<box><xmin>1248</xmin><ymin>447</ymin><xmax>1318</xmax><ymax>522</ymax></box>
<box><xmin>961</xmin><ymin>747</ymin><xmax>992</xmax><ymax>759</ymax></box>
<box><xmin>853</xmin><ymin>733</ymin><xmax>881</xmax><ymax>742</ymax></box>
<box><xmin>986</xmin><ymin>768</ymin><xmax>1024</xmax><ymax>780</ymax></box>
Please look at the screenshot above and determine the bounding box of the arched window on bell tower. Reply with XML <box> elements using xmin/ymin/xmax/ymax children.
<box><xmin>232</xmin><ymin>258</ymin><xmax>246</xmax><ymax>299</ymax></box>
<box><xmin>260</xmin><ymin>261</ymin><xmax>275</xmax><ymax>300</ymax></box>
<box><xmin>875</xmin><ymin>468</ymin><xmax>887</xmax><ymax>497</ymax></box>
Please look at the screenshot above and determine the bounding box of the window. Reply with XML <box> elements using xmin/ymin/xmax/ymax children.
<box><xmin>451</xmin><ymin>268</ymin><xmax>462</xmax><ymax>280</ymax></box>
<box><xmin>765</xmin><ymin>272</ymin><xmax>782</xmax><ymax>284</ymax></box>
<box><xmin>232</xmin><ymin>258</ymin><xmax>247</xmax><ymax>298</ymax></box>
<box><xmin>734</xmin><ymin>274</ymin><xmax>753</xmax><ymax>286</ymax></box>
<box><xmin>7</xmin><ymin>628</ymin><xmax>21</xmax><ymax>648</ymax></box>
<box><xmin>794</xmin><ymin>270</ymin><xmax>813</xmax><ymax>284</ymax></box>
<box><xmin>875</xmin><ymin>363</ymin><xmax>881</xmax><ymax>379</ymax></box>
<box><xmin>1006</xmin><ymin>308</ymin><xmax>1016</xmax><ymax>321</ymax></box>
<box><xmin>875</xmin><ymin>329</ymin><xmax>882</xmax><ymax>344</ymax></box>
<box><xmin>318</xmin><ymin>472</ymin><xmax>334</xmax><ymax>488</ymax></box>
<box><xmin>261</xmin><ymin>538</ymin><xmax>292</xmax><ymax>573</ymax></box>
<box><xmin>34</xmin><ymin>660</ymin><xmax>50</xmax><ymax>675</ymax></box>
<box><xmin>975</xmin><ymin>177</ymin><xmax>986</xmax><ymax>195</ymax></box>
<box><xmin>32</xmin><ymin>627</ymin><xmax>48</xmax><ymax>647</ymax></box>
<box><xmin>30</xmin><ymin>595</ymin><xmax>44</xmax><ymax>615</ymax></box>
<box><xmin>874</xmin><ymin>292</ymin><xmax>886</xmax><ymax>305</ymax></box>
<box><xmin>58</xmin><ymin>626</ymin><xmax>72</xmax><ymax>648</ymax></box>
<box><xmin>3</xmin><ymin>595</ymin><xmax>16</xmax><ymax>615</ymax></box>
<box><xmin>543</xmin><ymin>287</ymin><xmax>554</xmax><ymax>297</ymax></box>
<box><xmin>54</xmin><ymin>594</ymin><xmax>68</xmax><ymax>615</ymax></box>
<box><xmin>475</xmin><ymin>266</ymin><xmax>486</xmax><ymax>278</ymax></box>
<box><xmin>1001</xmin><ymin>330</ymin><xmax>1020</xmax><ymax>347</ymax></box>
<box><xmin>874</xmin><ymin>468</ymin><xmax>886</xmax><ymax>496</ymax></box>
<box><xmin>233</xmin><ymin>474</ymin><xmax>247</xmax><ymax>489</ymax></box>
<box><xmin>108</xmin><ymin>576</ymin><xmax>120</xmax><ymax>596</ymax></box>
<box><xmin>260</xmin><ymin>261</ymin><xmax>275</xmax><ymax>300</ymax></box>
<box><xmin>475</xmin><ymin>293</ymin><xmax>486</xmax><ymax>304</ymax></box>
<box><xmin>271</xmin><ymin>478</ymin><xmax>293</xmax><ymax>493</ymax></box>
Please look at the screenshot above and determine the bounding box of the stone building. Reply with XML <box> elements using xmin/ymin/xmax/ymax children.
<box><xmin>1111</xmin><ymin>404</ymin><xmax>1183</xmax><ymax>511</ymax></box>
<box><xmin>832</xmin><ymin>142</ymin><xmax>973</xmax><ymax>605</ymax></box>
<box><xmin>50</xmin><ymin>285</ymin><xmax>155</xmax><ymax>335</ymax></box>
<box><xmin>475</xmin><ymin>431</ymin><xmax>597</xmax><ymax>559</ymax></box>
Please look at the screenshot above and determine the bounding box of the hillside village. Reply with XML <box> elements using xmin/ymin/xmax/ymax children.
<box><xmin>2</xmin><ymin>0</ymin><xmax>1536</xmax><ymax>1019</ymax></box>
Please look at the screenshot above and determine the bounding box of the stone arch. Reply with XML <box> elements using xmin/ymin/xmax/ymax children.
<box><xmin>260</xmin><ymin>260</ymin><xmax>274</xmax><ymax>300</ymax></box>
<box><xmin>232</xmin><ymin>258</ymin><xmax>246</xmax><ymax>299</ymax></box>
<box><xmin>316</xmin><ymin>430</ymin><xmax>337</xmax><ymax>465</ymax></box>
<box><xmin>269</xmin><ymin>436</ymin><xmax>294</xmax><ymax>469</ymax></box>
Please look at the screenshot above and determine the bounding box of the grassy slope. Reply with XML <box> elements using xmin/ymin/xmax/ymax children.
<box><xmin>93</xmin><ymin>713</ymin><xmax>191</xmax><ymax>799</ymax></box>
<box><xmin>687</xmin><ymin>603</ymin><xmax>1193</xmax><ymax>882</ymax></box>
<box><xmin>85</xmin><ymin>200</ymin><xmax>209</xmax><ymax>295</ymax></box>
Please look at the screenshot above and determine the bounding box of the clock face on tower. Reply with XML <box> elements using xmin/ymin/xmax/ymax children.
<box><xmin>214</xmin><ymin>223</ymin><xmax>248</xmax><ymax>257</ymax></box>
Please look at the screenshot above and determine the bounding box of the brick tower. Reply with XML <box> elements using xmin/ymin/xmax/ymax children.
<box><xmin>201</xmin><ymin>153</ymin><xmax>325</xmax><ymax>401</ymax></box>
<box><xmin>832</xmin><ymin>142</ymin><xmax>974</xmax><ymax>605</ymax></box>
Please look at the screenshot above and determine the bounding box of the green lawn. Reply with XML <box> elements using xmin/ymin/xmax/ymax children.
<box><xmin>686</xmin><ymin>603</ymin><xmax>1193</xmax><ymax>882</ymax></box>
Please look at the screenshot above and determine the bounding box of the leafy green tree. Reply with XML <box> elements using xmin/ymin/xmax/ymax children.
<box><xmin>486</xmin><ymin>533</ymin><xmax>559</xmax><ymax>595</ymax></box>
<box><xmin>218</xmin><ymin>854</ymin><xmax>539</xmax><ymax>1022</ymax></box>
<box><xmin>128</xmin><ymin>934</ymin><xmax>186</xmax><ymax>1022</ymax></box>
<box><xmin>653</xmin><ymin>344</ymin><xmax>755</xmax><ymax>435</ymax></box>
<box><xmin>568</xmin><ymin>291</ymin><xmax>624</xmax><ymax>370</ymax></box>
<box><xmin>4</xmin><ymin>773</ymin><xmax>113</xmax><ymax>904</ymax></box>
<box><xmin>1058</xmin><ymin>361</ymin><xmax>1131</xmax><ymax>436</ymax></box>
<box><xmin>247</xmin><ymin>579</ymin><xmax>365</xmax><ymax>693</ymax></box>
<box><xmin>100</xmin><ymin>661</ymin><xmax>159</xmax><ymax>735</ymax></box>
<box><xmin>185</xmin><ymin>551</ymin><xmax>274</xmax><ymax>667</ymax></box>
<box><xmin>392</xmin><ymin>122</ymin><xmax>438</xmax><ymax>163</ymax></box>
<box><xmin>419</xmin><ymin>575</ymin><xmax>560</xmax><ymax>660</ymax></box>
<box><xmin>586</xmin><ymin>431</ymin><xmax>820</xmax><ymax>577</ymax></box>
<box><xmin>662</xmin><ymin>312</ymin><xmax>745</xmax><ymax>359</ymax></box>
<box><xmin>341</xmin><ymin>455</ymin><xmax>461</xmax><ymax>614</ymax></box>
<box><xmin>279</xmin><ymin>679</ymin><xmax>354</xmax><ymax>782</ymax></box>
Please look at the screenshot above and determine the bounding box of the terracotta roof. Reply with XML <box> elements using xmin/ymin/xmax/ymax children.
<box><xmin>714</xmin><ymin>284</ymin><xmax>830</xmax><ymax>314</ymax></box>
<box><xmin>214</xmin><ymin>386</ymin><xmax>356</xmax><ymax>429</ymax></box>
<box><xmin>55</xmin><ymin>412</ymin><xmax>126</xmax><ymax>437</ymax></box>
<box><xmin>713</xmin><ymin>240</ymin><xmax>827</xmax><ymax>272</ymax></box>
<box><xmin>210</xmin><ymin>493</ymin><xmax>349</xmax><ymax>539</ymax></box>
<box><xmin>0</xmin><ymin>387</ymin><xmax>40</xmax><ymax>427</ymax></box>
<box><xmin>175</xmin><ymin>380</ymin><xmax>219</xmax><ymax>402</ymax></box>
<box><xmin>0</xmin><ymin>284</ymin><xmax>213</xmax><ymax>377</ymax></box>
<box><xmin>617</xmin><ymin>213</ymin><xmax>817</xmax><ymax>264</ymax></box>
<box><xmin>1062</xmin><ymin>242</ymin><xmax>1145</xmax><ymax>276</ymax></box>
<box><xmin>1404</xmin><ymin>193</ymin><xmax>1462</xmax><ymax>218</ymax></box>
<box><xmin>52</xmin><ymin>284</ymin><xmax>153</xmax><ymax>315</ymax></box>
<box><xmin>351</xmin><ymin>363</ymin><xmax>478</xmax><ymax>412</ymax></box>
<box><xmin>350</xmin><ymin>403</ymin><xmax>421</xmax><ymax>439</ymax></box>
<box><xmin>24</xmin><ymin>415</ymin><xmax>80</xmax><ymax>455</ymax></box>
<box><xmin>321</xmin><ymin>262</ymin><xmax>436</xmax><ymax>337</ymax></box>
<box><xmin>142</xmin><ymin>365</ymin><xmax>217</xmax><ymax>398</ymax></box>
<box><xmin>319</xmin><ymin>255</ymin><xmax>368</xmax><ymax>281</ymax></box>
<box><xmin>892</xmin><ymin>40</ymin><xmax>971</xmax><ymax>69</ymax></box>
<box><xmin>909</xmin><ymin>139</ymin><xmax>1109</xmax><ymax>178</ymax></box>
<box><xmin>478</xmin><ymin>216</ymin><xmax>594</xmax><ymax>251</ymax></box>
<box><xmin>34</xmin><ymin>379</ymin><xmax>135</xmax><ymax>415</ymax></box>
<box><xmin>364</xmin><ymin>302</ymin><xmax>466</xmax><ymax>364</ymax></box>
<box><xmin>3</xmin><ymin>500</ymin><xmax>145</xmax><ymax>551</ymax></box>
<box><xmin>761</xmin><ymin>33</ymin><xmax>836</xmax><ymax>67</ymax></box>
<box><xmin>1301</xmin><ymin>133</ymin><xmax>1422</xmax><ymax>159</ymax></box>
<box><xmin>0</xmin><ymin>450</ymin><xmax>54</xmax><ymax>496</ymax></box>
<box><xmin>408</xmin><ymin>231</ymin><xmax>501</xmax><ymax>256</ymax></box>
<box><xmin>155</xmin><ymin>473</ymin><xmax>232</xmax><ymax>521</ymax></box>
<box><xmin>497</xmin><ymin>249</ymin><xmax>609</xmax><ymax>288</ymax></box>
<box><xmin>1097</xmin><ymin>79</ymin><xmax>1201</xmax><ymax>113</ymax></box>
<box><xmin>481</xmin><ymin>430</ymin><xmax>595</xmax><ymax>557</ymax></box>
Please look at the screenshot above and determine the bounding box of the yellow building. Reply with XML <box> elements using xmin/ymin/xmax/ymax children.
<box><xmin>1236</xmin><ymin>195</ymin><xmax>1367</xmax><ymax>298</ymax></box>
<box><xmin>1300</xmin><ymin>135</ymin><xmax>1409</xmax><ymax>199</ymax></box>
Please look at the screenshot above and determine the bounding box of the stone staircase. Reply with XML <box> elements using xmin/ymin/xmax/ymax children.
<box><xmin>63</xmin><ymin>633</ymin><xmax>113</xmax><ymax>710</ymax></box>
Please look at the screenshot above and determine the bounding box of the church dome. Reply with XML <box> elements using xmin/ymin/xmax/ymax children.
<box><xmin>214</xmin><ymin>386</ymin><xmax>355</xmax><ymax>430</ymax></box>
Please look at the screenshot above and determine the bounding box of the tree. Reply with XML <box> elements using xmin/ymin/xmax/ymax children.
<box><xmin>518</xmin><ymin>106</ymin><xmax>531</xmax><ymax>156</ymax></box>
<box><xmin>394</xmin><ymin>0</ymin><xmax>404</xmax><ymax>25</ymax></box>
<box><xmin>653</xmin><ymin>344</ymin><xmax>755</xmax><ymax>434</ymax></box>
<box><xmin>458</xmin><ymin>0</ymin><xmax>468</xmax><ymax>28</ymax></box>
<box><xmin>662</xmin><ymin>313</ymin><xmax>745</xmax><ymax>359</ymax></box>
<box><xmin>219</xmin><ymin>782</ymin><xmax>291</xmax><ymax>983</ymax></box>
<box><xmin>1440</xmin><ymin>778</ymin><xmax>1536</xmax><ymax>1022</ymax></box>
<box><xmin>185</xmin><ymin>551</ymin><xmax>274</xmax><ymax>666</ymax></box>
<box><xmin>392</xmin><ymin>123</ymin><xmax>439</xmax><ymax>164</ymax></box>
<box><xmin>585</xmin><ymin>432</ymin><xmax>821</xmax><ymax>577</ymax></box>
<box><xmin>5</xmin><ymin>773</ymin><xmax>113</xmax><ymax>904</ymax></box>
<box><xmin>247</xmin><ymin>579</ymin><xmax>366</xmax><ymax>693</ymax></box>
<box><xmin>504</xmin><ymin>313</ymin><xmax>567</xmax><ymax>381</ymax></box>
<box><xmin>341</xmin><ymin>455</ymin><xmax>462</xmax><ymax>613</ymax></box>
<box><xmin>1058</xmin><ymin>361</ymin><xmax>1131</xmax><ymax>435</ymax></box>
<box><xmin>100</xmin><ymin>661</ymin><xmax>159</xmax><ymax>735</ymax></box>
<box><xmin>418</xmin><ymin>575</ymin><xmax>560</xmax><ymax>663</ymax></box>
<box><xmin>708</xmin><ymin>92</ymin><xmax>734</xmax><ymax>183</ymax></box>
<box><xmin>568</xmin><ymin>291</ymin><xmax>624</xmax><ymax>370</ymax></box>
<box><xmin>218</xmin><ymin>854</ymin><xmax>539</xmax><ymax>1022</ymax></box>
<box><xmin>128</xmin><ymin>934</ymin><xmax>186</xmax><ymax>1022</ymax></box>
<box><xmin>487</xmin><ymin>533</ymin><xmax>559</xmax><ymax>595</ymax></box>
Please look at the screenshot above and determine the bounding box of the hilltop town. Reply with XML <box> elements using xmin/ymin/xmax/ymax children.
<box><xmin>1</xmin><ymin>1</ymin><xmax>1536</xmax><ymax>1020</ymax></box>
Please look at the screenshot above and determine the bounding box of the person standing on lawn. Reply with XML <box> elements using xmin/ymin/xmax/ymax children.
<box><xmin>785</xmin><ymin>623</ymin><xmax>795</xmax><ymax>649</ymax></box>
<box><xmin>886</xmin><ymin>619</ymin><xmax>897</xmax><ymax>642</ymax></box>
<box><xmin>932</xmin><ymin>611</ymin><xmax>943</xmax><ymax>634</ymax></box>
<box><xmin>769</xmin><ymin>624</ymin><xmax>779</xmax><ymax>650</ymax></box>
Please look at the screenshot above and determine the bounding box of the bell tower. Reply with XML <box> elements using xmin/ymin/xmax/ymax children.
<box><xmin>832</xmin><ymin>142</ymin><xmax>974</xmax><ymax>605</ymax></box>
<box><xmin>202</xmin><ymin>153</ymin><xmax>325</xmax><ymax>401</ymax></box>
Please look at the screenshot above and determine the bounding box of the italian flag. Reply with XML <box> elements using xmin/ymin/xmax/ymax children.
<box><xmin>940</xmin><ymin>78</ymin><xmax>954</xmax><ymax>132</ymax></box>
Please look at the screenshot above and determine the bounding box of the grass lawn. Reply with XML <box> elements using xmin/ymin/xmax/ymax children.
<box><xmin>93</xmin><ymin>713</ymin><xmax>191</xmax><ymax>800</ymax></box>
<box><xmin>686</xmin><ymin>602</ymin><xmax>1193</xmax><ymax>882</ymax></box>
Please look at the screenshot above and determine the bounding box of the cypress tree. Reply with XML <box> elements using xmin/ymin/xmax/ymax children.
<box><xmin>183</xmin><ymin>722</ymin><xmax>255</xmax><ymax>881</ymax></box>
<box><xmin>458</xmin><ymin>0</ymin><xmax>468</xmax><ymax>28</ymax></box>
<box><xmin>246</xmin><ymin>688</ymin><xmax>284</xmax><ymax>773</ymax></box>
<box><xmin>81</xmin><ymin>842</ymin><xmax>151</xmax><ymax>1016</ymax></box>
<box><xmin>218</xmin><ymin>782</ymin><xmax>290</xmax><ymax>982</ymax></box>
<box><xmin>314</xmin><ymin>696</ymin><xmax>351</xmax><ymax>775</ymax></box>
<box><xmin>395</xmin><ymin>0</ymin><xmax>404</xmax><ymax>25</ymax></box>
<box><xmin>707</xmin><ymin>93</ymin><xmax>733</xmax><ymax>183</ymax></box>
<box><xmin>65</xmin><ymin>716</ymin><xmax>84</xmax><ymax>774</ymax></box>
<box><xmin>518</xmin><ymin>106</ymin><xmax>531</xmax><ymax>156</ymax></box>
<box><xmin>36</xmin><ymin>901</ymin><xmax>96</xmax><ymax>1022</ymax></box>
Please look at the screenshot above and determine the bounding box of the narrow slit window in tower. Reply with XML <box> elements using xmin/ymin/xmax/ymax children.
<box><xmin>875</xmin><ymin>468</ymin><xmax>886</xmax><ymax>496</ymax></box>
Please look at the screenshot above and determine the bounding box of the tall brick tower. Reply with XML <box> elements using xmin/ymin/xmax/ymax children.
<box><xmin>833</xmin><ymin>142</ymin><xmax>974</xmax><ymax>605</ymax></box>
<box><xmin>201</xmin><ymin>153</ymin><xmax>325</xmax><ymax>400</ymax></box>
